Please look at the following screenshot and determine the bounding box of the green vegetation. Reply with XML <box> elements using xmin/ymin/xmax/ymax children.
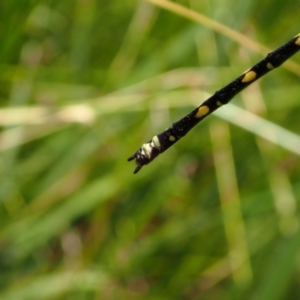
<box><xmin>0</xmin><ymin>0</ymin><xmax>299</xmax><ymax>299</ymax></box>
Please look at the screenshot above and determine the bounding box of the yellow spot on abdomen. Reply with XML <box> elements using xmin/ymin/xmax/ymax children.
<box><xmin>152</xmin><ymin>135</ymin><xmax>161</xmax><ymax>149</ymax></box>
<box><xmin>267</xmin><ymin>62</ymin><xmax>274</xmax><ymax>69</ymax></box>
<box><xmin>295</xmin><ymin>34</ymin><xmax>300</xmax><ymax>46</ymax></box>
<box><xmin>242</xmin><ymin>70</ymin><xmax>257</xmax><ymax>83</ymax></box>
<box><xmin>169</xmin><ymin>135</ymin><xmax>176</xmax><ymax>142</ymax></box>
<box><xmin>195</xmin><ymin>105</ymin><xmax>210</xmax><ymax>118</ymax></box>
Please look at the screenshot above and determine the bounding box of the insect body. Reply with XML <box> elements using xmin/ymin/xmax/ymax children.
<box><xmin>128</xmin><ymin>33</ymin><xmax>300</xmax><ymax>174</ymax></box>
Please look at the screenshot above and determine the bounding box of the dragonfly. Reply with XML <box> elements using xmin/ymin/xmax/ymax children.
<box><xmin>128</xmin><ymin>33</ymin><xmax>300</xmax><ymax>174</ymax></box>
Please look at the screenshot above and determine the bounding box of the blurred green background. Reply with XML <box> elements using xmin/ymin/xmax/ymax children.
<box><xmin>0</xmin><ymin>0</ymin><xmax>300</xmax><ymax>299</ymax></box>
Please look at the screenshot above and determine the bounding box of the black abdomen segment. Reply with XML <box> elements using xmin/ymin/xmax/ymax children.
<box><xmin>128</xmin><ymin>33</ymin><xmax>300</xmax><ymax>174</ymax></box>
